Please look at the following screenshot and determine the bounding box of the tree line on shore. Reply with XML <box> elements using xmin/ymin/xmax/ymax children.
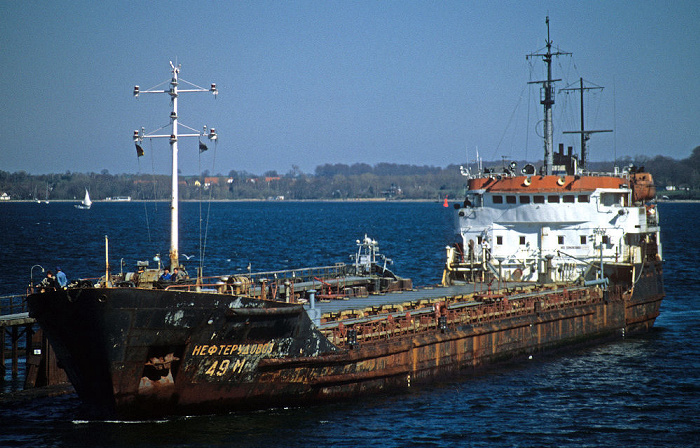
<box><xmin>1</xmin><ymin>146</ymin><xmax>698</xmax><ymax>201</ymax></box>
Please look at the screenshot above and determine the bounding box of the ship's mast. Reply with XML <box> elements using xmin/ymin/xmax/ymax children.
<box><xmin>562</xmin><ymin>78</ymin><xmax>612</xmax><ymax>171</ymax></box>
<box><xmin>133</xmin><ymin>62</ymin><xmax>218</xmax><ymax>269</ymax></box>
<box><xmin>527</xmin><ymin>16</ymin><xmax>570</xmax><ymax>175</ymax></box>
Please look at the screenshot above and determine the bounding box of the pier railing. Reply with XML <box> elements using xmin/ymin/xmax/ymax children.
<box><xmin>0</xmin><ymin>293</ymin><xmax>33</xmax><ymax>384</ymax></box>
<box><xmin>0</xmin><ymin>294</ymin><xmax>28</xmax><ymax>315</ymax></box>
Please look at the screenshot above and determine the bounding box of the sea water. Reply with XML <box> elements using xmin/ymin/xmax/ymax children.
<box><xmin>0</xmin><ymin>201</ymin><xmax>697</xmax><ymax>447</ymax></box>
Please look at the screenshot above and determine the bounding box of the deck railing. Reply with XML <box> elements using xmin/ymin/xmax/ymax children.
<box><xmin>323</xmin><ymin>285</ymin><xmax>624</xmax><ymax>347</ymax></box>
<box><xmin>0</xmin><ymin>294</ymin><xmax>28</xmax><ymax>315</ymax></box>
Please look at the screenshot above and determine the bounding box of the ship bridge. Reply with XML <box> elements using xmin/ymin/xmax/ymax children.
<box><xmin>446</xmin><ymin>170</ymin><xmax>660</xmax><ymax>286</ymax></box>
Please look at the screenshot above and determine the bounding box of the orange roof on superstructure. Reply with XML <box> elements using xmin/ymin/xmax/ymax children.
<box><xmin>468</xmin><ymin>175</ymin><xmax>625</xmax><ymax>193</ymax></box>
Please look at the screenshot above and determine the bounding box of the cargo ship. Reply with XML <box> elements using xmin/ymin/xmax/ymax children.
<box><xmin>28</xmin><ymin>19</ymin><xmax>663</xmax><ymax>418</ymax></box>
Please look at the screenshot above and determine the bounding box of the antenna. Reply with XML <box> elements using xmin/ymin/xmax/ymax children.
<box><xmin>613</xmin><ymin>76</ymin><xmax>617</xmax><ymax>167</ymax></box>
<box><xmin>526</xmin><ymin>16</ymin><xmax>571</xmax><ymax>175</ymax></box>
<box><xmin>476</xmin><ymin>146</ymin><xmax>482</xmax><ymax>174</ymax></box>
<box><xmin>465</xmin><ymin>143</ymin><xmax>470</xmax><ymax>174</ymax></box>
<box><xmin>561</xmin><ymin>78</ymin><xmax>612</xmax><ymax>171</ymax></box>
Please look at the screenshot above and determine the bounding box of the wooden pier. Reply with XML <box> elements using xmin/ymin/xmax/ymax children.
<box><xmin>1</xmin><ymin>294</ymin><xmax>68</xmax><ymax>390</ymax></box>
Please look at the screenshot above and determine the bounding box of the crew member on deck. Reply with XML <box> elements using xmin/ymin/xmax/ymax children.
<box><xmin>482</xmin><ymin>239</ymin><xmax>491</xmax><ymax>261</ymax></box>
<box><xmin>56</xmin><ymin>267</ymin><xmax>68</xmax><ymax>288</ymax></box>
<box><xmin>172</xmin><ymin>267</ymin><xmax>185</xmax><ymax>281</ymax></box>
<box><xmin>160</xmin><ymin>268</ymin><xmax>172</xmax><ymax>281</ymax></box>
<box><xmin>40</xmin><ymin>271</ymin><xmax>59</xmax><ymax>292</ymax></box>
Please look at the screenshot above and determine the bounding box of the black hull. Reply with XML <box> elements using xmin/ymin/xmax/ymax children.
<box><xmin>28</xmin><ymin>260</ymin><xmax>664</xmax><ymax>419</ymax></box>
<box><xmin>28</xmin><ymin>288</ymin><xmax>334</xmax><ymax>417</ymax></box>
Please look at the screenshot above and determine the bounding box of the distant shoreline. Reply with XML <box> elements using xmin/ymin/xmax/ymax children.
<box><xmin>1</xmin><ymin>198</ymin><xmax>442</xmax><ymax>203</ymax></box>
<box><xmin>3</xmin><ymin>198</ymin><xmax>699</xmax><ymax>204</ymax></box>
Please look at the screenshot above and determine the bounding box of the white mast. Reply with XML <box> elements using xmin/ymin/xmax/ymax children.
<box><xmin>133</xmin><ymin>62</ymin><xmax>218</xmax><ymax>269</ymax></box>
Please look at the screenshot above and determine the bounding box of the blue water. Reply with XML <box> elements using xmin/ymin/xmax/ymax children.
<box><xmin>0</xmin><ymin>201</ymin><xmax>698</xmax><ymax>447</ymax></box>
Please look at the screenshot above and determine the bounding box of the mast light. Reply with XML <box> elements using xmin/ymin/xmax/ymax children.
<box><xmin>133</xmin><ymin>130</ymin><xmax>140</xmax><ymax>142</ymax></box>
<box><xmin>208</xmin><ymin>128</ymin><xmax>217</xmax><ymax>141</ymax></box>
<box><xmin>133</xmin><ymin>85</ymin><xmax>139</xmax><ymax>97</ymax></box>
<box><xmin>210</xmin><ymin>83</ymin><xmax>218</xmax><ymax>96</ymax></box>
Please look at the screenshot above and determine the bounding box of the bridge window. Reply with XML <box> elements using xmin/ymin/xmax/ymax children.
<box><xmin>492</xmin><ymin>195</ymin><xmax>503</xmax><ymax>204</ymax></box>
<box><xmin>602</xmin><ymin>235</ymin><xmax>610</xmax><ymax>245</ymax></box>
<box><xmin>578</xmin><ymin>195</ymin><xmax>590</xmax><ymax>202</ymax></box>
<box><xmin>580</xmin><ymin>235</ymin><xmax>587</xmax><ymax>244</ymax></box>
<box><xmin>519</xmin><ymin>236</ymin><xmax>526</xmax><ymax>245</ymax></box>
<box><xmin>496</xmin><ymin>236</ymin><xmax>503</xmax><ymax>245</ymax></box>
<box><xmin>558</xmin><ymin>235</ymin><xmax>564</xmax><ymax>244</ymax></box>
<box><xmin>548</xmin><ymin>195</ymin><xmax>560</xmax><ymax>203</ymax></box>
<box><xmin>534</xmin><ymin>195</ymin><xmax>545</xmax><ymax>204</ymax></box>
<box><xmin>506</xmin><ymin>195</ymin><xmax>516</xmax><ymax>204</ymax></box>
<box><xmin>519</xmin><ymin>195</ymin><xmax>531</xmax><ymax>204</ymax></box>
<box><xmin>601</xmin><ymin>192</ymin><xmax>623</xmax><ymax>206</ymax></box>
<box><xmin>563</xmin><ymin>195</ymin><xmax>575</xmax><ymax>203</ymax></box>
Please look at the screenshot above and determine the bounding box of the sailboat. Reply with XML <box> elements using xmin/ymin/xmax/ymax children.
<box><xmin>41</xmin><ymin>183</ymin><xmax>50</xmax><ymax>204</ymax></box>
<box><xmin>75</xmin><ymin>189</ymin><xmax>92</xmax><ymax>209</ymax></box>
<box><xmin>35</xmin><ymin>184</ymin><xmax>50</xmax><ymax>204</ymax></box>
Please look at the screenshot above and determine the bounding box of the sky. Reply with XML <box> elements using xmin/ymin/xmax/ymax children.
<box><xmin>0</xmin><ymin>1</ymin><xmax>698</xmax><ymax>176</ymax></box>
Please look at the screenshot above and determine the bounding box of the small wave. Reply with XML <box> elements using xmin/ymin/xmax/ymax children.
<box><xmin>72</xmin><ymin>418</ymin><xmax>171</xmax><ymax>424</ymax></box>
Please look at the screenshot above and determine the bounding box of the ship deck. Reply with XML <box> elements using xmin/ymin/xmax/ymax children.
<box><xmin>304</xmin><ymin>282</ymin><xmax>525</xmax><ymax>329</ymax></box>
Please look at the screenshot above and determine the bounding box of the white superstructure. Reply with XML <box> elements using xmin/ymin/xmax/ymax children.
<box><xmin>443</xmin><ymin>16</ymin><xmax>660</xmax><ymax>286</ymax></box>
<box><xmin>444</xmin><ymin>168</ymin><xmax>660</xmax><ymax>285</ymax></box>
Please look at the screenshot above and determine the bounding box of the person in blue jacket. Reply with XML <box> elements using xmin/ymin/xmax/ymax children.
<box><xmin>55</xmin><ymin>267</ymin><xmax>68</xmax><ymax>288</ymax></box>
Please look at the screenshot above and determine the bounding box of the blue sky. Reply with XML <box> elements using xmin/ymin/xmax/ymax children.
<box><xmin>1</xmin><ymin>1</ymin><xmax>698</xmax><ymax>176</ymax></box>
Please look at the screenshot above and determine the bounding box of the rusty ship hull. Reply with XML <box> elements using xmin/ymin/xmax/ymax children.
<box><xmin>27</xmin><ymin>258</ymin><xmax>663</xmax><ymax>419</ymax></box>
